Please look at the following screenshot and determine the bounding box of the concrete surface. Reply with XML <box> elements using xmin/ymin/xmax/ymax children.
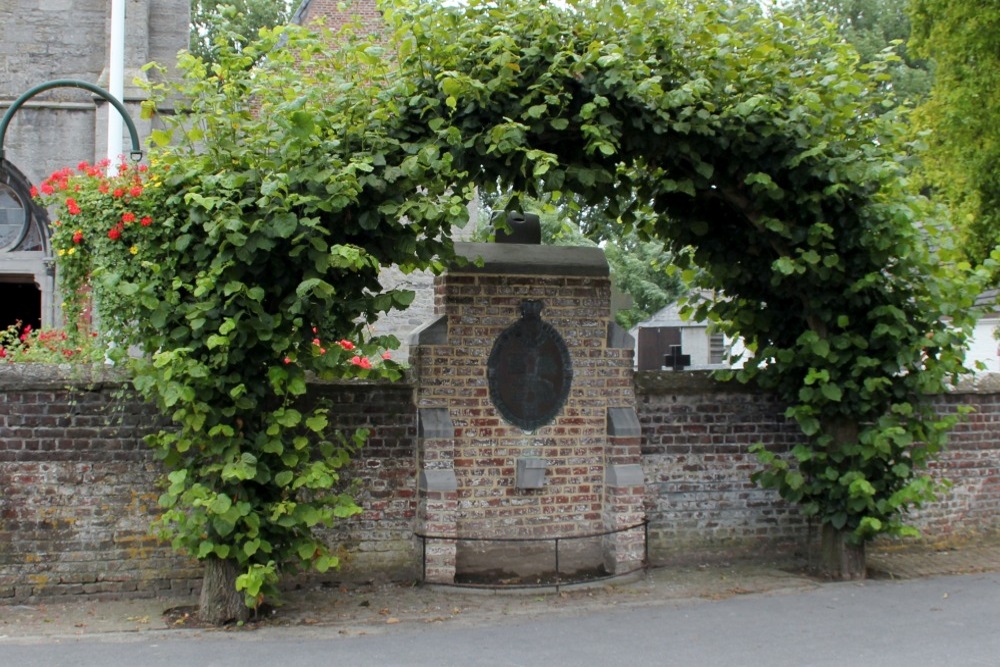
<box><xmin>2</xmin><ymin>535</ymin><xmax>999</xmax><ymax>643</ymax></box>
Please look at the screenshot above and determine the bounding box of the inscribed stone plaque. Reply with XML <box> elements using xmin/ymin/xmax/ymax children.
<box><xmin>487</xmin><ymin>300</ymin><xmax>573</xmax><ymax>432</ymax></box>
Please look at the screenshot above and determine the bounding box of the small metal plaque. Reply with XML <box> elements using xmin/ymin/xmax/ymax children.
<box><xmin>487</xmin><ymin>300</ymin><xmax>573</xmax><ymax>432</ymax></box>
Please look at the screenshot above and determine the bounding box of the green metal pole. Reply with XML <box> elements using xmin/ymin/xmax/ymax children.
<box><xmin>0</xmin><ymin>79</ymin><xmax>143</xmax><ymax>162</ymax></box>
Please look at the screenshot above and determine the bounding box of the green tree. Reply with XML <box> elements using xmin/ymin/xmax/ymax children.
<box><xmin>190</xmin><ymin>0</ymin><xmax>293</xmax><ymax>64</ymax></box>
<box><xmin>910</xmin><ymin>1</ymin><xmax>1000</xmax><ymax>264</ymax></box>
<box><xmin>68</xmin><ymin>23</ymin><xmax>467</xmax><ymax>624</ymax></box>
<box><xmin>385</xmin><ymin>0</ymin><xmax>985</xmax><ymax>577</ymax></box>
<box><xmin>784</xmin><ymin>0</ymin><xmax>931</xmax><ymax>110</ymax></box>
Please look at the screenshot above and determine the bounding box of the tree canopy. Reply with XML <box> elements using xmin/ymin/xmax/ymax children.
<box><xmin>190</xmin><ymin>0</ymin><xmax>293</xmax><ymax>64</ymax></box>
<box><xmin>909</xmin><ymin>0</ymin><xmax>1000</xmax><ymax>264</ymax></box>
<box><xmin>41</xmin><ymin>0</ymin><xmax>987</xmax><ymax>620</ymax></box>
<box><xmin>384</xmin><ymin>0</ymin><xmax>983</xmax><ymax>564</ymax></box>
<box><xmin>784</xmin><ymin>0</ymin><xmax>931</xmax><ymax>111</ymax></box>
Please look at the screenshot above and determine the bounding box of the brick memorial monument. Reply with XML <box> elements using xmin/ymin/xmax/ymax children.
<box><xmin>408</xmin><ymin>227</ymin><xmax>646</xmax><ymax>585</ymax></box>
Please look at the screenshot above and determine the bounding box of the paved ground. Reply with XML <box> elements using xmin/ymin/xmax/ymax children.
<box><xmin>3</xmin><ymin>535</ymin><xmax>999</xmax><ymax>642</ymax></box>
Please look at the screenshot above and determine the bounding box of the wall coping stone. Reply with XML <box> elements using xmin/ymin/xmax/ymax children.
<box><xmin>636</xmin><ymin>369</ymin><xmax>1000</xmax><ymax>397</ymax></box>
<box><xmin>0</xmin><ymin>363</ymin><xmax>128</xmax><ymax>391</ymax></box>
<box><xmin>0</xmin><ymin>363</ymin><xmax>416</xmax><ymax>391</ymax></box>
<box><xmin>449</xmin><ymin>242</ymin><xmax>609</xmax><ymax>277</ymax></box>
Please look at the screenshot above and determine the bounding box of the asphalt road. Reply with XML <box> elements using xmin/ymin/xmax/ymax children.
<box><xmin>2</xmin><ymin>572</ymin><xmax>998</xmax><ymax>666</ymax></box>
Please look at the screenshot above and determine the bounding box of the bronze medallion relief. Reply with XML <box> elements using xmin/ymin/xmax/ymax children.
<box><xmin>487</xmin><ymin>300</ymin><xmax>573</xmax><ymax>432</ymax></box>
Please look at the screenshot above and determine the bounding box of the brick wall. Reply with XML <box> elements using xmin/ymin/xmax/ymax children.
<box><xmin>638</xmin><ymin>372</ymin><xmax>810</xmax><ymax>564</ymax></box>
<box><xmin>295</xmin><ymin>0</ymin><xmax>384</xmax><ymax>35</ymax></box>
<box><xmin>910</xmin><ymin>384</ymin><xmax>1000</xmax><ymax>536</ymax></box>
<box><xmin>5</xmin><ymin>362</ymin><xmax>1000</xmax><ymax>603</ymax></box>
<box><xmin>0</xmin><ymin>365</ymin><xmax>418</xmax><ymax>603</ymax></box>
<box><xmin>0</xmin><ymin>366</ymin><xmax>199</xmax><ymax>601</ymax></box>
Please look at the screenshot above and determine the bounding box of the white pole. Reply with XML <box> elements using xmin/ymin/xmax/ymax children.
<box><xmin>107</xmin><ymin>0</ymin><xmax>126</xmax><ymax>175</ymax></box>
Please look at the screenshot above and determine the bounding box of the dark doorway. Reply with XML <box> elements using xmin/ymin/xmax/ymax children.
<box><xmin>0</xmin><ymin>280</ymin><xmax>41</xmax><ymax>332</ymax></box>
<box><xmin>636</xmin><ymin>326</ymin><xmax>681</xmax><ymax>371</ymax></box>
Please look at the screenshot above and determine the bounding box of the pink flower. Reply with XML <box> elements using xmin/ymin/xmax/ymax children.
<box><xmin>312</xmin><ymin>338</ymin><xmax>322</xmax><ymax>347</ymax></box>
<box><xmin>350</xmin><ymin>356</ymin><xmax>372</xmax><ymax>369</ymax></box>
<box><xmin>381</xmin><ymin>351</ymin><xmax>392</xmax><ymax>360</ymax></box>
<box><xmin>338</xmin><ymin>339</ymin><xmax>355</xmax><ymax>351</ymax></box>
<box><xmin>283</xmin><ymin>357</ymin><xmax>292</xmax><ymax>364</ymax></box>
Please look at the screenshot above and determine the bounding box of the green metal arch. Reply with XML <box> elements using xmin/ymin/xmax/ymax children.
<box><xmin>0</xmin><ymin>79</ymin><xmax>143</xmax><ymax>161</ymax></box>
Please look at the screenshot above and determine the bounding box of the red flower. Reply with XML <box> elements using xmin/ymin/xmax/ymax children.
<box><xmin>72</xmin><ymin>230</ymin><xmax>83</xmax><ymax>244</ymax></box>
<box><xmin>283</xmin><ymin>357</ymin><xmax>292</xmax><ymax>365</ymax></box>
<box><xmin>108</xmin><ymin>226</ymin><xmax>121</xmax><ymax>240</ymax></box>
<box><xmin>66</xmin><ymin>198</ymin><xmax>81</xmax><ymax>215</ymax></box>
<box><xmin>30</xmin><ymin>185</ymin><xmax>38</xmax><ymax>197</ymax></box>
<box><xmin>121</xmin><ymin>212</ymin><xmax>136</xmax><ymax>224</ymax></box>
<box><xmin>0</xmin><ymin>348</ymin><xmax>6</xmax><ymax>358</ymax></box>
<box><xmin>140</xmin><ymin>216</ymin><xmax>153</xmax><ymax>227</ymax></box>
<box><xmin>40</xmin><ymin>183</ymin><xmax>54</xmax><ymax>195</ymax></box>
<box><xmin>129</xmin><ymin>186</ymin><xmax>142</xmax><ymax>197</ymax></box>
<box><xmin>112</xmin><ymin>188</ymin><xmax>125</xmax><ymax>198</ymax></box>
<box><xmin>350</xmin><ymin>356</ymin><xmax>372</xmax><ymax>369</ymax></box>
<box><xmin>138</xmin><ymin>164</ymin><xmax>149</xmax><ymax>173</ymax></box>
<box><xmin>77</xmin><ymin>161</ymin><xmax>89</xmax><ymax>171</ymax></box>
<box><xmin>98</xmin><ymin>182</ymin><xmax>110</xmax><ymax>194</ymax></box>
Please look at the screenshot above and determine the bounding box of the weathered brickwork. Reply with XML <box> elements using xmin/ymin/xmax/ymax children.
<box><xmin>637</xmin><ymin>372</ymin><xmax>809</xmax><ymax>564</ymax></box>
<box><xmin>410</xmin><ymin>243</ymin><xmax>643</xmax><ymax>581</ymax></box>
<box><xmin>0</xmin><ymin>367</ymin><xmax>199</xmax><ymax>602</ymax></box>
<box><xmin>0</xmin><ymin>366</ymin><xmax>418</xmax><ymax>603</ymax></box>
<box><xmin>5</xmin><ymin>363</ymin><xmax>1000</xmax><ymax>603</ymax></box>
<box><xmin>910</xmin><ymin>388</ymin><xmax>1000</xmax><ymax>536</ymax></box>
<box><xmin>309</xmin><ymin>382</ymin><xmax>420</xmax><ymax>579</ymax></box>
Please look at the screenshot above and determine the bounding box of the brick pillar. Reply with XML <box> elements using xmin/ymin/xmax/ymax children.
<box><xmin>412</xmin><ymin>354</ymin><xmax>459</xmax><ymax>582</ymax></box>
<box><xmin>603</xmin><ymin>405</ymin><xmax>646</xmax><ymax>574</ymax></box>
<box><xmin>417</xmin><ymin>468</ymin><xmax>457</xmax><ymax>584</ymax></box>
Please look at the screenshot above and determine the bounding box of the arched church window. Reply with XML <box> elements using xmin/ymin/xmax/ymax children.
<box><xmin>0</xmin><ymin>159</ymin><xmax>55</xmax><ymax>329</ymax></box>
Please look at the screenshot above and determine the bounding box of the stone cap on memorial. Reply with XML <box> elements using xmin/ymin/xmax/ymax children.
<box><xmin>449</xmin><ymin>242</ymin><xmax>609</xmax><ymax>278</ymax></box>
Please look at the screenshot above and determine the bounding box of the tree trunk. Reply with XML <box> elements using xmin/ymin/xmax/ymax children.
<box><xmin>817</xmin><ymin>419</ymin><xmax>866</xmax><ymax>580</ymax></box>
<box><xmin>819</xmin><ymin>524</ymin><xmax>866</xmax><ymax>580</ymax></box>
<box><xmin>199</xmin><ymin>557</ymin><xmax>250</xmax><ymax>626</ymax></box>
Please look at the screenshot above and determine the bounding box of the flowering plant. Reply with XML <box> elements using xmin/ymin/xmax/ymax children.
<box><xmin>0</xmin><ymin>321</ymin><xmax>103</xmax><ymax>363</ymax></box>
<box><xmin>32</xmin><ymin>159</ymin><xmax>171</xmax><ymax>340</ymax></box>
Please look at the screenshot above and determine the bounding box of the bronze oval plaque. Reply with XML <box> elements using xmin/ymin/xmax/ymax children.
<box><xmin>487</xmin><ymin>300</ymin><xmax>573</xmax><ymax>432</ymax></box>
